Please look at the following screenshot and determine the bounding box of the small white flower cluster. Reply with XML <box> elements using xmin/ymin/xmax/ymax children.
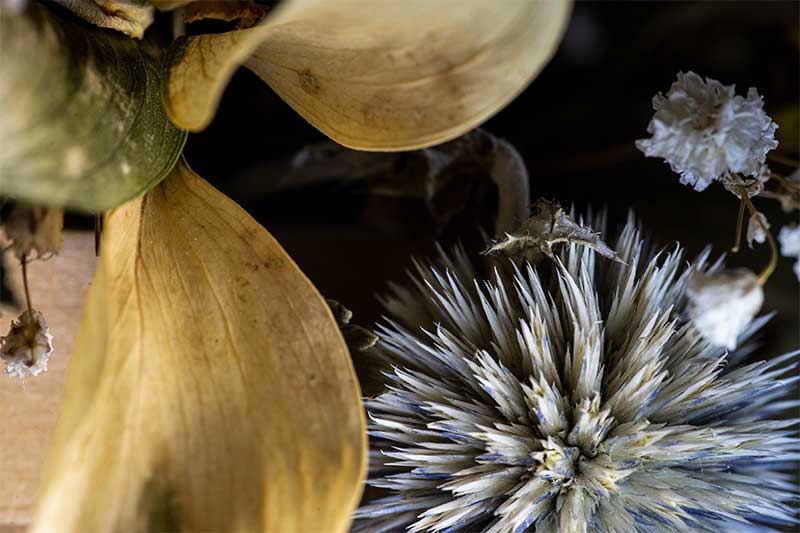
<box><xmin>637</xmin><ymin>71</ymin><xmax>778</xmax><ymax>191</ymax></box>
<box><xmin>779</xmin><ymin>224</ymin><xmax>800</xmax><ymax>280</ymax></box>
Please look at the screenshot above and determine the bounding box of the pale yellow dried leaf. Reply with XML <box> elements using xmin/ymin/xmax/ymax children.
<box><xmin>31</xmin><ymin>161</ymin><xmax>366</xmax><ymax>532</ymax></box>
<box><xmin>0</xmin><ymin>232</ymin><xmax>96</xmax><ymax>529</ymax></box>
<box><xmin>164</xmin><ymin>0</ymin><xmax>572</xmax><ymax>150</ymax></box>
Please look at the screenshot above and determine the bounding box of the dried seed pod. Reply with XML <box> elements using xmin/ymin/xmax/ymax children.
<box><xmin>328</xmin><ymin>299</ymin><xmax>379</xmax><ymax>353</ymax></box>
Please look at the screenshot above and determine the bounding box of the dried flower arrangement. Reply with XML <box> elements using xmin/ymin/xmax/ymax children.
<box><xmin>0</xmin><ymin>1</ymin><xmax>798</xmax><ymax>533</ymax></box>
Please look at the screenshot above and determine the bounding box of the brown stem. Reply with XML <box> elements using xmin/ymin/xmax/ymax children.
<box><xmin>20</xmin><ymin>254</ymin><xmax>35</xmax><ymax>366</ymax></box>
<box><xmin>731</xmin><ymin>195</ymin><xmax>746</xmax><ymax>253</ymax></box>
<box><xmin>21</xmin><ymin>254</ymin><xmax>33</xmax><ymax>316</ymax></box>
<box><xmin>739</xmin><ymin>187</ymin><xmax>778</xmax><ymax>286</ymax></box>
<box><xmin>94</xmin><ymin>213</ymin><xmax>102</xmax><ymax>257</ymax></box>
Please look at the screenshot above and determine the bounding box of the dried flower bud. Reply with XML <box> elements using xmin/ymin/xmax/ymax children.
<box><xmin>486</xmin><ymin>199</ymin><xmax>622</xmax><ymax>263</ymax></box>
<box><xmin>778</xmin><ymin>224</ymin><xmax>800</xmax><ymax>280</ymax></box>
<box><xmin>686</xmin><ymin>269</ymin><xmax>763</xmax><ymax>350</ymax></box>
<box><xmin>2</xmin><ymin>204</ymin><xmax>64</xmax><ymax>260</ymax></box>
<box><xmin>327</xmin><ymin>299</ymin><xmax>378</xmax><ymax>352</ymax></box>
<box><xmin>746</xmin><ymin>211</ymin><xmax>770</xmax><ymax>247</ymax></box>
<box><xmin>1</xmin><ymin>309</ymin><xmax>53</xmax><ymax>379</ymax></box>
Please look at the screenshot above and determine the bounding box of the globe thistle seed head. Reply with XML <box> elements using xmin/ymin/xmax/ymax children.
<box><xmin>354</xmin><ymin>217</ymin><xmax>799</xmax><ymax>533</ymax></box>
<box><xmin>636</xmin><ymin>71</ymin><xmax>778</xmax><ymax>191</ymax></box>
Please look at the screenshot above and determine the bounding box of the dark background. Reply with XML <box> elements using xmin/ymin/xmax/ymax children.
<box><xmin>178</xmin><ymin>1</ymin><xmax>800</xmax><ymax>358</ymax></box>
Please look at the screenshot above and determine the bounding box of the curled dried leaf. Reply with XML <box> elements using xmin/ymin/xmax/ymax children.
<box><xmin>486</xmin><ymin>199</ymin><xmax>623</xmax><ymax>263</ymax></box>
<box><xmin>52</xmin><ymin>0</ymin><xmax>154</xmax><ymax>38</ymax></box>
<box><xmin>2</xmin><ymin>205</ymin><xmax>64</xmax><ymax>260</ymax></box>
<box><xmin>32</xmin><ymin>160</ymin><xmax>365</xmax><ymax>533</ymax></box>
<box><xmin>1</xmin><ymin>309</ymin><xmax>53</xmax><ymax>379</ymax></box>
<box><xmin>327</xmin><ymin>299</ymin><xmax>378</xmax><ymax>353</ymax></box>
<box><xmin>237</xmin><ymin>130</ymin><xmax>528</xmax><ymax>239</ymax></box>
<box><xmin>163</xmin><ymin>0</ymin><xmax>572</xmax><ymax>149</ymax></box>
<box><xmin>372</xmin><ymin>129</ymin><xmax>529</xmax><ymax>237</ymax></box>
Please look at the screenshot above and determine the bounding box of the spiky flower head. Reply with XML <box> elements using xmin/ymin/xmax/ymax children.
<box><xmin>636</xmin><ymin>71</ymin><xmax>778</xmax><ymax>191</ymax></box>
<box><xmin>354</xmin><ymin>217</ymin><xmax>798</xmax><ymax>532</ymax></box>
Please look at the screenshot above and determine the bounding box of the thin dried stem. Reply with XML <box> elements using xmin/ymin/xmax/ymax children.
<box><xmin>739</xmin><ymin>187</ymin><xmax>778</xmax><ymax>286</ymax></box>
<box><xmin>768</xmin><ymin>152</ymin><xmax>800</xmax><ymax>168</ymax></box>
<box><xmin>20</xmin><ymin>254</ymin><xmax>35</xmax><ymax>365</ymax></box>
<box><xmin>772</xmin><ymin>173</ymin><xmax>800</xmax><ymax>192</ymax></box>
<box><xmin>731</xmin><ymin>196</ymin><xmax>746</xmax><ymax>253</ymax></box>
<box><xmin>21</xmin><ymin>254</ymin><xmax>33</xmax><ymax>316</ymax></box>
<box><xmin>94</xmin><ymin>214</ymin><xmax>102</xmax><ymax>257</ymax></box>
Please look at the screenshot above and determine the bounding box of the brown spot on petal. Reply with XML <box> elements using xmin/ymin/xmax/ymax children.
<box><xmin>299</xmin><ymin>69</ymin><xmax>321</xmax><ymax>95</ymax></box>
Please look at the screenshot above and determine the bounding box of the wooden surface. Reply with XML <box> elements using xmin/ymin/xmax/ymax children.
<box><xmin>0</xmin><ymin>232</ymin><xmax>96</xmax><ymax>529</ymax></box>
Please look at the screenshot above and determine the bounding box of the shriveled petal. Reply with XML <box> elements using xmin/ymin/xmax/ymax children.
<box><xmin>164</xmin><ymin>0</ymin><xmax>572</xmax><ymax>150</ymax></box>
<box><xmin>31</xmin><ymin>161</ymin><xmax>366</xmax><ymax>532</ymax></box>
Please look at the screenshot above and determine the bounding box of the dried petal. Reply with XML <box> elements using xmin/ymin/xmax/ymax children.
<box><xmin>778</xmin><ymin>224</ymin><xmax>800</xmax><ymax>280</ymax></box>
<box><xmin>746</xmin><ymin>211</ymin><xmax>770</xmax><ymax>247</ymax></box>
<box><xmin>486</xmin><ymin>199</ymin><xmax>622</xmax><ymax>263</ymax></box>
<box><xmin>0</xmin><ymin>309</ymin><xmax>53</xmax><ymax>379</ymax></box>
<box><xmin>31</xmin><ymin>161</ymin><xmax>366</xmax><ymax>532</ymax></box>
<box><xmin>686</xmin><ymin>269</ymin><xmax>763</xmax><ymax>349</ymax></box>
<box><xmin>778</xmin><ymin>224</ymin><xmax>800</xmax><ymax>258</ymax></box>
<box><xmin>163</xmin><ymin>0</ymin><xmax>572</xmax><ymax>149</ymax></box>
<box><xmin>327</xmin><ymin>299</ymin><xmax>379</xmax><ymax>352</ymax></box>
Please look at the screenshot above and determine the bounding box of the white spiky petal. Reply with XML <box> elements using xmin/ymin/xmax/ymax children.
<box><xmin>354</xmin><ymin>216</ymin><xmax>799</xmax><ymax>533</ymax></box>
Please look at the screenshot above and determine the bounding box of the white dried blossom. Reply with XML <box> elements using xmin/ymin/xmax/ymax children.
<box><xmin>1</xmin><ymin>309</ymin><xmax>53</xmax><ymax>379</ymax></box>
<box><xmin>778</xmin><ymin>224</ymin><xmax>800</xmax><ymax>280</ymax></box>
<box><xmin>636</xmin><ymin>71</ymin><xmax>778</xmax><ymax>191</ymax></box>
<box><xmin>354</xmin><ymin>218</ymin><xmax>797</xmax><ymax>533</ymax></box>
<box><xmin>746</xmin><ymin>211</ymin><xmax>770</xmax><ymax>247</ymax></box>
<box><xmin>686</xmin><ymin>269</ymin><xmax>763</xmax><ymax>350</ymax></box>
